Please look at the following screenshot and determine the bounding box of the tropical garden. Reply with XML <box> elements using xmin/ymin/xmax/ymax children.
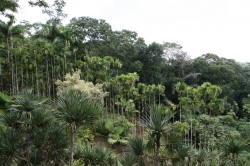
<box><xmin>1</xmin><ymin>0</ymin><xmax>250</xmax><ymax>165</ymax></box>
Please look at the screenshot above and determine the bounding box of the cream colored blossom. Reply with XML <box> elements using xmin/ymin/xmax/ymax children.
<box><xmin>55</xmin><ymin>70</ymin><xmax>108</xmax><ymax>104</ymax></box>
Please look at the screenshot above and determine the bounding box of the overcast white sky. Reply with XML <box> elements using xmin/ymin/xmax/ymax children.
<box><xmin>14</xmin><ymin>0</ymin><xmax>250</xmax><ymax>62</ymax></box>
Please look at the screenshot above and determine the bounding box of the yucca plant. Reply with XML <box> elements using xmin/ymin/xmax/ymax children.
<box><xmin>54</xmin><ymin>88</ymin><xmax>102</xmax><ymax>166</ymax></box>
<box><xmin>0</xmin><ymin>128</ymin><xmax>20</xmax><ymax>165</ymax></box>
<box><xmin>120</xmin><ymin>154</ymin><xmax>137</xmax><ymax>166</ymax></box>
<box><xmin>140</xmin><ymin>105</ymin><xmax>174</xmax><ymax>165</ymax></box>
<box><xmin>74</xmin><ymin>143</ymin><xmax>117</xmax><ymax>166</ymax></box>
<box><xmin>127</xmin><ymin>137</ymin><xmax>147</xmax><ymax>166</ymax></box>
<box><xmin>173</xmin><ymin>145</ymin><xmax>191</xmax><ymax>165</ymax></box>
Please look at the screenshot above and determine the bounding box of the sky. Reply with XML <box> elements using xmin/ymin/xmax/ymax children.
<box><xmin>13</xmin><ymin>0</ymin><xmax>250</xmax><ymax>62</ymax></box>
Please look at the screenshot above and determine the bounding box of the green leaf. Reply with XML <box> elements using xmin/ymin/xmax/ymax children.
<box><xmin>108</xmin><ymin>137</ymin><xmax>118</xmax><ymax>145</ymax></box>
<box><xmin>0</xmin><ymin>92</ymin><xmax>12</xmax><ymax>102</ymax></box>
<box><xmin>0</xmin><ymin>57</ymin><xmax>5</xmax><ymax>63</ymax></box>
<box><xmin>108</xmin><ymin>133</ymin><xmax>119</xmax><ymax>140</ymax></box>
<box><xmin>118</xmin><ymin>138</ymin><xmax>128</xmax><ymax>145</ymax></box>
<box><xmin>111</xmin><ymin>126</ymin><xmax>124</xmax><ymax>135</ymax></box>
<box><xmin>105</xmin><ymin>120</ymin><xmax>114</xmax><ymax>131</ymax></box>
<box><xmin>126</xmin><ymin>121</ymin><xmax>135</xmax><ymax>127</ymax></box>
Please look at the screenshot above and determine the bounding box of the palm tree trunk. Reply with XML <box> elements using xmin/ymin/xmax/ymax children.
<box><xmin>46</xmin><ymin>56</ymin><xmax>50</xmax><ymax>96</ymax></box>
<box><xmin>11</xmin><ymin>38</ymin><xmax>14</xmax><ymax>94</ymax></box>
<box><xmin>6</xmin><ymin>38</ymin><xmax>12</xmax><ymax>94</ymax></box>
<box><xmin>51</xmin><ymin>56</ymin><xmax>55</xmax><ymax>98</ymax></box>
<box><xmin>70</xmin><ymin>123</ymin><xmax>76</xmax><ymax>166</ymax></box>
<box><xmin>180</xmin><ymin>105</ymin><xmax>182</xmax><ymax>122</ymax></box>
<box><xmin>0</xmin><ymin>62</ymin><xmax>3</xmax><ymax>92</ymax></box>
<box><xmin>15</xmin><ymin>58</ymin><xmax>19</xmax><ymax>93</ymax></box>
<box><xmin>232</xmin><ymin>153</ymin><xmax>236</xmax><ymax>166</ymax></box>
<box><xmin>35</xmin><ymin>55</ymin><xmax>39</xmax><ymax>97</ymax></box>
<box><xmin>158</xmin><ymin>94</ymin><xmax>161</xmax><ymax>105</ymax></box>
<box><xmin>156</xmin><ymin>134</ymin><xmax>161</xmax><ymax>166</ymax></box>
<box><xmin>26</xmin><ymin>67</ymin><xmax>29</xmax><ymax>88</ymax></box>
<box><xmin>21</xmin><ymin>62</ymin><xmax>24</xmax><ymax>89</ymax></box>
<box><xmin>31</xmin><ymin>72</ymin><xmax>34</xmax><ymax>91</ymax></box>
<box><xmin>191</xmin><ymin>110</ymin><xmax>193</xmax><ymax>146</ymax></box>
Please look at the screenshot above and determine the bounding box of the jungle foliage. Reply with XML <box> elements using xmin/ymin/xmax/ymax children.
<box><xmin>1</xmin><ymin>0</ymin><xmax>250</xmax><ymax>165</ymax></box>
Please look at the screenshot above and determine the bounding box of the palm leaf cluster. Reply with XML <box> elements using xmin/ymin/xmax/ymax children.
<box><xmin>74</xmin><ymin>143</ymin><xmax>117</xmax><ymax>166</ymax></box>
<box><xmin>0</xmin><ymin>89</ymin><xmax>69</xmax><ymax>165</ymax></box>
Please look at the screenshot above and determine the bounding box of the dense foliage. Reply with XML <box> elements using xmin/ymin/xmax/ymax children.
<box><xmin>1</xmin><ymin>0</ymin><xmax>250</xmax><ymax>165</ymax></box>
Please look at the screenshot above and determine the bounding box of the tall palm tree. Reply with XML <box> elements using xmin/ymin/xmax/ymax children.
<box><xmin>0</xmin><ymin>16</ymin><xmax>24</xmax><ymax>94</ymax></box>
<box><xmin>173</xmin><ymin>82</ymin><xmax>188</xmax><ymax>123</ymax></box>
<box><xmin>54</xmin><ymin>88</ymin><xmax>102</xmax><ymax>166</ymax></box>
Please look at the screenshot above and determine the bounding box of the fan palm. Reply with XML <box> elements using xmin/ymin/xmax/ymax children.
<box><xmin>54</xmin><ymin>88</ymin><xmax>102</xmax><ymax>166</ymax></box>
<box><xmin>222</xmin><ymin>136</ymin><xmax>247</xmax><ymax>166</ymax></box>
<box><xmin>8</xmin><ymin>89</ymin><xmax>49</xmax><ymax>117</ymax></box>
<box><xmin>0</xmin><ymin>89</ymin><xmax>69</xmax><ymax>165</ymax></box>
<box><xmin>0</xmin><ymin>128</ymin><xmax>20</xmax><ymax>165</ymax></box>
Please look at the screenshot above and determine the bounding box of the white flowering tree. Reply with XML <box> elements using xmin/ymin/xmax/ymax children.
<box><xmin>55</xmin><ymin>70</ymin><xmax>108</xmax><ymax>105</ymax></box>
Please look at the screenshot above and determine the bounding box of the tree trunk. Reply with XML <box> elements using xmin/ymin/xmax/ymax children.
<box><xmin>11</xmin><ymin>38</ymin><xmax>14</xmax><ymax>94</ymax></box>
<box><xmin>191</xmin><ymin>110</ymin><xmax>193</xmax><ymax>146</ymax></box>
<box><xmin>232</xmin><ymin>153</ymin><xmax>235</xmax><ymax>166</ymax></box>
<box><xmin>51</xmin><ymin>56</ymin><xmax>55</xmax><ymax>98</ymax></box>
<box><xmin>7</xmin><ymin>39</ymin><xmax>11</xmax><ymax>94</ymax></box>
<box><xmin>35</xmin><ymin>55</ymin><xmax>39</xmax><ymax>97</ymax></box>
<box><xmin>70</xmin><ymin>123</ymin><xmax>76</xmax><ymax>166</ymax></box>
<box><xmin>156</xmin><ymin>134</ymin><xmax>161</xmax><ymax>166</ymax></box>
<box><xmin>46</xmin><ymin>56</ymin><xmax>50</xmax><ymax>96</ymax></box>
<box><xmin>180</xmin><ymin>105</ymin><xmax>182</xmax><ymax>122</ymax></box>
<box><xmin>0</xmin><ymin>62</ymin><xmax>3</xmax><ymax>92</ymax></box>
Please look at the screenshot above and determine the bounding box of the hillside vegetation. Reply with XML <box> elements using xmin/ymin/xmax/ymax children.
<box><xmin>0</xmin><ymin>1</ymin><xmax>250</xmax><ymax>165</ymax></box>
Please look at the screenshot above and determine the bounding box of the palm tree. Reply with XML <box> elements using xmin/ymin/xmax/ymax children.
<box><xmin>34</xmin><ymin>20</ymin><xmax>64</xmax><ymax>97</ymax></box>
<box><xmin>54</xmin><ymin>88</ymin><xmax>102</xmax><ymax>166</ymax></box>
<box><xmin>156</xmin><ymin>84</ymin><xmax>165</xmax><ymax>105</ymax></box>
<box><xmin>0</xmin><ymin>89</ymin><xmax>69</xmax><ymax>165</ymax></box>
<box><xmin>173</xmin><ymin>82</ymin><xmax>187</xmax><ymax>123</ymax></box>
<box><xmin>0</xmin><ymin>15</ymin><xmax>24</xmax><ymax>94</ymax></box>
<box><xmin>0</xmin><ymin>128</ymin><xmax>20</xmax><ymax>165</ymax></box>
<box><xmin>222</xmin><ymin>136</ymin><xmax>247</xmax><ymax>166</ymax></box>
<box><xmin>140</xmin><ymin>105</ymin><xmax>174</xmax><ymax>165</ymax></box>
<box><xmin>8</xmin><ymin>89</ymin><xmax>49</xmax><ymax>117</ymax></box>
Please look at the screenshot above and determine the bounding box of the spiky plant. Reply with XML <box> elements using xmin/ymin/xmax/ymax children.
<box><xmin>74</xmin><ymin>143</ymin><xmax>117</xmax><ymax>166</ymax></box>
<box><xmin>139</xmin><ymin>105</ymin><xmax>174</xmax><ymax>165</ymax></box>
<box><xmin>54</xmin><ymin>88</ymin><xmax>102</xmax><ymax>166</ymax></box>
<box><xmin>222</xmin><ymin>136</ymin><xmax>247</xmax><ymax>166</ymax></box>
<box><xmin>127</xmin><ymin>137</ymin><xmax>147</xmax><ymax>166</ymax></box>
